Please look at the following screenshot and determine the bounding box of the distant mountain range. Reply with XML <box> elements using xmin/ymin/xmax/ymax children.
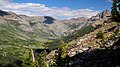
<box><xmin>0</xmin><ymin>9</ymin><xmax>111</xmax><ymax>41</ymax></box>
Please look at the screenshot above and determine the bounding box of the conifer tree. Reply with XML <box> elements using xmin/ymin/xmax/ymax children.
<box><xmin>111</xmin><ymin>0</ymin><xmax>120</xmax><ymax>22</ymax></box>
<box><xmin>22</xmin><ymin>51</ymin><xmax>37</xmax><ymax>67</ymax></box>
<box><xmin>38</xmin><ymin>51</ymin><xmax>47</xmax><ymax>67</ymax></box>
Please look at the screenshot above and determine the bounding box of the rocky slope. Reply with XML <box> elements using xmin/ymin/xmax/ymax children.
<box><xmin>66</xmin><ymin>22</ymin><xmax>118</xmax><ymax>57</ymax></box>
<box><xmin>45</xmin><ymin>10</ymin><xmax>120</xmax><ymax>66</ymax></box>
<box><xmin>70</xmin><ymin>38</ymin><xmax>120</xmax><ymax>67</ymax></box>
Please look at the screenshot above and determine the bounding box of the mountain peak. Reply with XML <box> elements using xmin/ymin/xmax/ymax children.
<box><xmin>103</xmin><ymin>9</ymin><xmax>110</xmax><ymax>13</ymax></box>
<box><xmin>96</xmin><ymin>9</ymin><xmax>111</xmax><ymax>18</ymax></box>
<box><xmin>89</xmin><ymin>9</ymin><xmax>111</xmax><ymax>21</ymax></box>
<box><xmin>0</xmin><ymin>10</ymin><xmax>10</xmax><ymax>16</ymax></box>
<box><xmin>43</xmin><ymin>16</ymin><xmax>56</xmax><ymax>24</ymax></box>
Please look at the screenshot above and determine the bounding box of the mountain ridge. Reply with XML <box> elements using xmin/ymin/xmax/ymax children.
<box><xmin>0</xmin><ymin>9</ymin><xmax>111</xmax><ymax>43</ymax></box>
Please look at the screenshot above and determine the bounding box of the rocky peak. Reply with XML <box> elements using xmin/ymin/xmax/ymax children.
<box><xmin>0</xmin><ymin>10</ymin><xmax>21</xmax><ymax>20</ymax></box>
<box><xmin>96</xmin><ymin>9</ymin><xmax>111</xmax><ymax>18</ymax></box>
<box><xmin>0</xmin><ymin>10</ymin><xmax>10</xmax><ymax>16</ymax></box>
<box><xmin>43</xmin><ymin>16</ymin><xmax>56</xmax><ymax>24</ymax></box>
<box><xmin>89</xmin><ymin>10</ymin><xmax>111</xmax><ymax>21</ymax></box>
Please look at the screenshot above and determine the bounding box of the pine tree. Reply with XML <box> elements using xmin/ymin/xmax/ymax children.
<box><xmin>54</xmin><ymin>39</ymin><xmax>70</xmax><ymax>67</ymax></box>
<box><xmin>22</xmin><ymin>52</ymin><xmax>37</xmax><ymax>67</ymax></box>
<box><xmin>38</xmin><ymin>51</ymin><xmax>47</xmax><ymax>67</ymax></box>
<box><xmin>111</xmin><ymin>0</ymin><xmax>120</xmax><ymax>22</ymax></box>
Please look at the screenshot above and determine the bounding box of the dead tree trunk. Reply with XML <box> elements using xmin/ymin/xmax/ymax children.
<box><xmin>31</xmin><ymin>49</ymin><xmax>35</xmax><ymax>62</ymax></box>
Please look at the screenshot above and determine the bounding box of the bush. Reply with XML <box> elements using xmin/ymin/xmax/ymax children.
<box><xmin>96</xmin><ymin>30</ymin><xmax>104</xmax><ymax>39</ymax></box>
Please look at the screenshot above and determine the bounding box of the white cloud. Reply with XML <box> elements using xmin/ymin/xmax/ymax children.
<box><xmin>105</xmin><ymin>0</ymin><xmax>112</xmax><ymax>2</ymax></box>
<box><xmin>0</xmin><ymin>0</ymin><xmax>9</xmax><ymax>3</ymax></box>
<box><xmin>0</xmin><ymin>0</ymin><xmax>99</xmax><ymax>19</ymax></box>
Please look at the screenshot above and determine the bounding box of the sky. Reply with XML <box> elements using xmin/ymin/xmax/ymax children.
<box><xmin>0</xmin><ymin>0</ymin><xmax>112</xmax><ymax>19</ymax></box>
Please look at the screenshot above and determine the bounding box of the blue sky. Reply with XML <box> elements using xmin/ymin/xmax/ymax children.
<box><xmin>12</xmin><ymin>0</ymin><xmax>111</xmax><ymax>11</ymax></box>
<box><xmin>0</xmin><ymin>0</ymin><xmax>112</xmax><ymax>19</ymax></box>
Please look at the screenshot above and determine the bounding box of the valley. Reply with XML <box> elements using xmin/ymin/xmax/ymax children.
<box><xmin>0</xmin><ymin>8</ymin><xmax>120</xmax><ymax>67</ymax></box>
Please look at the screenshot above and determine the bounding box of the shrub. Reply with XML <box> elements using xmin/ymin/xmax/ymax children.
<box><xmin>96</xmin><ymin>30</ymin><xmax>104</xmax><ymax>39</ymax></box>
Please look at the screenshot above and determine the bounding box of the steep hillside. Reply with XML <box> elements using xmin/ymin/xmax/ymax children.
<box><xmin>66</xmin><ymin>22</ymin><xmax>118</xmax><ymax>57</ymax></box>
<box><xmin>46</xmin><ymin>21</ymin><xmax>119</xmax><ymax>67</ymax></box>
<box><xmin>45</xmin><ymin>9</ymin><xmax>120</xmax><ymax>66</ymax></box>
